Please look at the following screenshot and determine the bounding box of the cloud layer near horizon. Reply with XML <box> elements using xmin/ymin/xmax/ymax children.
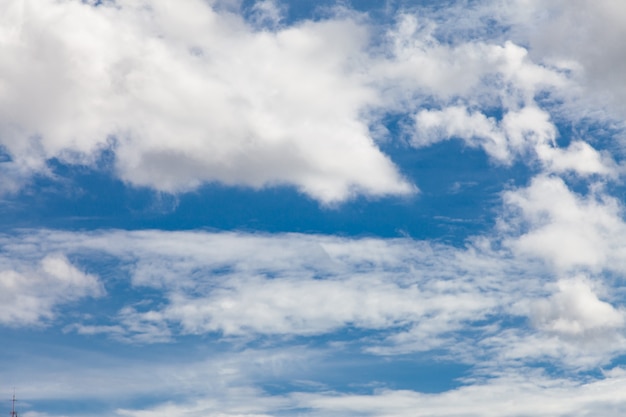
<box><xmin>2</xmin><ymin>222</ymin><xmax>626</xmax><ymax>415</ymax></box>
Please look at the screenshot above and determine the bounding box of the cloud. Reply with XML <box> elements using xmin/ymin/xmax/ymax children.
<box><xmin>3</xmin><ymin>2</ymin><xmax>626</xmax><ymax>417</ymax></box>
<box><xmin>5</xmin><ymin>163</ymin><xmax>626</xmax><ymax>365</ymax></box>
<box><xmin>0</xmin><ymin>227</ymin><xmax>614</xmax><ymax>369</ymax></box>
<box><xmin>109</xmin><ymin>368</ymin><xmax>626</xmax><ymax>417</ymax></box>
<box><xmin>0</xmin><ymin>223</ymin><xmax>620</xmax><ymax>370</ymax></box>
<box><xmin>6</xmin><ymin>231</ymin><xmax>500</xmax><ymax>346</ymax></box>
<box><xmin>4</xmin><ymin>341</ymin><xmax>316</xmax><ymax>415</ymax></box>
<box><xmin>413</xmin><ymin>105</ymin><xmax>618</xmax><ymax>177</ymax></box>
<box><xmin>479</xmin><ymin>277</ymin><xmax>626</xmax><ymax>370</ymax></box>
<box><xmin>1</xmin><ymin>0</ymin><xmax>620</xmax><ymax>203</ymax></box>
<box><xmin>530</xmin><ymin>277</ymin><xmax>624</xmax><ymax>336</ymax></box>
<box><xmin>3</xmin><ymin>216</ymin><xmax>626</xmax><ymax>411</ymax></box>
<box><xmin>505</xmin><ymin>0</ymin><xmax>626</xmax><ymax>120</ymax></box>
<box><xmin>376</xmin><ymin>13</ymin><xmax>568</xmax><ymax>109</ymax></box>
<box><xmin>501</xmin><ymin>175</ymin><xmax>626</xmax><ymax>272</ymax></box>
<box><xmin>377</xmin><ymin>13</ymin><xmax>621</xmax><ymax>179</ymax></box>
<box><xmin>0</xmin><ymin>253</ymin><xmax>103</xmax><ymax>326</ymax></box>
<box><xmin>291</xmin><ymin>371</ymin><xmax>626</xmax><ymax>417</ymax></box>
<box><xmin>412</xmin><ymin>106</ymin><xmax>508</xmax><ymax>160</ymax></box>
<box><xmin>248</xmin><ymin>0</ymin><xmax>285</xmax><ymax>28</ymax></box>
<box><xmin>0</xmin><ymin>0</ymin><xmax>414</xmax><ymax>204</ymax></box>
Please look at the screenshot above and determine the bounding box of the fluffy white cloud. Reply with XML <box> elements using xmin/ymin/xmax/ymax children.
<box><xmin>471</xmin><ymin>174</ymin><xmax>626</xmax><ymax>368</ymax></box>
<box><xmin>414</xmin><ymin>105</ymin><xmax>617</xmax><ymax>177</ymax></box>
<box><xmin>502</xmin><ymin>175</ymin><xmax>626</xmax><ymax>272</ymax></box>
<box><xmin>3</xmin><ymin>217</ymin><xmax>626</xmax><ymax>412</ymax></box>
<box><xmin>0</xmin><ymin>254</ymin><xmax>103</xmax><ymax>325</ymax></box>
<box><xmin>530</xmin><ymin>277</ymin><xmax>624</xmax><ymax>336</ymax></box>
<box><xmin>480</xmin><ymin>277</ymin><xmax>626</xmax><ymax>369</ymax></box>
<box><xmin>380</xmin><ymin>13</ymin><xmax>621</xmax><ymax>178</ymax></box>
<box><xmin>2</xmin><ymin>0</ymin><xmax>620</xmax><ymax>203</ymax></box>
<box><xmin>412</xmin><ymin>106</ymin><xmax>508</xmax><ymax>160</ymax></box>
<box><xmin>0</xmin><ymin>0</ymin><xmax>414</xmax><ymax>203</ymax></box>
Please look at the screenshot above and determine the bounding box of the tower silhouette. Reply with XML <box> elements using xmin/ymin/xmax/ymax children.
<box><xmin>10</xmin><ymin>392</ymin><xmax>17</xmax><ymax>417</ymax></box>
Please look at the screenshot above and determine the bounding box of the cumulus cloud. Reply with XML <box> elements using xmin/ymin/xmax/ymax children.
<box><xmin>530</xmin><ymin>277</ymin><xmax>625</xmax><ymax>336</ymax></box>
<box><xmin>5</xmin><ymin>168</ymin><xmax>626</xmax><ymax>365</ymax></box>
<box><xmin>413</xmin><ymin>105</ymin><xmax>618</xmax><ymax>177</ymax></box>
<box><xmin>501</xmin><ymin>175</ymin><xmax>626</xmax><ymax>272</ymax></box>
<box><xmin>0</xmin><ymin>0</ymin><xmax>414</xmax><ymax>204</ymax></box>
<box><xmin>4</xmin><ymin>2</ymin><xmax>626</xmax><ymax>417</ymax></box>
<box><xmin>1</xmin><ymin>0</ymin><xmax>620</xmax><ymax>203</ymax></box>
<box><xmin>480</xmin><ymin>277</ymin><xmax>626</xmax><ymax>370</ymax></box>
<box><xmin>377</xmin><ymin>13</ymin><xmax>622</xmax><ymax>179</ymax></box>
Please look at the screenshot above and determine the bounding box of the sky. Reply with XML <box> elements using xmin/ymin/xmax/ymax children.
<box><xmin>1</xmin><ymin>0</ymin><xmax>626</xmax><ymax>415</ymax></box>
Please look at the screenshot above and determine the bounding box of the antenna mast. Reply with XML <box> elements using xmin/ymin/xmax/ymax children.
<box><xmin>10</xmin><ymin>391</ymin><xmax>17</xmax><ymax>417</ymax></box>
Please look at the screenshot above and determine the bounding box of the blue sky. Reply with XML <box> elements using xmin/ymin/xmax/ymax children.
<box><xmin>2</xmin><ymin>0</ymin><xmax>626</xmax><ymax>416</ymax></box>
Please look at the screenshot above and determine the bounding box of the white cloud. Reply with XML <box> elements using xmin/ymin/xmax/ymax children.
<box><xmin>413</xmin><ymin>104</ymin><xmax>617</xmax><ymax>177</ymax></box>
<box><xmin>248</xmin><ymin>0</ymin><xmax>285</xmax><ymax>29</ymax></box>
<box><xmin>0</xmin><ymin>229</ymin><xmax>560</xmax><ymax>363</ymax></box>
<box><xmin>479</xmin><ymin>276</ymin><xmax>626</xmax><ymax>370</ymax></box>
<box><xmin>0</xmin><ymin>254</ymin><xmax>103</xmax><ymax>326</ymax></box>
<box><xmin>502</xmin><ymin>175</ymin><xmax>626</xmax><ymax>272</ymax></box>
<box><xmin>379</xmin><ymin>14</ymin><xmax>620</xmax><ymax>178</ymax></box>
<box><xmin>2</xmin><ymin>0</ymin><xmax>620</xmax><ymax>203</ymax></box>
<box><xmin>376</xmin><ymin>13</ymin><xmax>569</xmax><ymax>108</ymax></box>
<box><xmin>536</xmin><ymin>140</ymin><xmax>618</xmax><ymax>177</ymax></box>
<box><xmin>1</xmin><ymin>231</ymin><xmax>497</xmax><ymax>343</ymax></box>
<box><xmin>54</xmin><ymin>232</ymin><xmax>503</xmax><ymax>345</ymax></box>
<box><xmin>413</xmin><ymin>106</ymin><xmax>508</xmax><ymax>161</ymax></box>
<box><xmin>530</xmin><ymin>277</ymin><xmax>624</xmax><ymax>336</ymax></box>
<box><xmin>3</xmin><ymin>223</ymin><xmax>626</xmax><ymax>413</ymax></box>
<box><xmin>291</xmin><ymin>371</ymin><xmax>626</xmax><ymax>417</ymax></box>
<box><xmin>4</xmin><ymin>341</ymin><xmax>315</xmax><ymax>412</ymax></box>
<box><xmin>2</xmin><ymin>211</ymin><xmax>626</xmax><ymax>368</ymax></box>
<box><xmin>0</xmin><ymin>0</ymin><xmax>414</xmax><ymax>204</ymax></box>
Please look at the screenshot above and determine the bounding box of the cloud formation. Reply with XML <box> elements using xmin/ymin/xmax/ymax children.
<box><xmin>2</xmin><ymin>0</ymin><xmax>621</xmax><ymax>203</ymax></box>
<box><xmin>506</xmin><ymin>0</ymin><xmax>626</xmax><ymax>120</ymax></box>
<box><xmin>2</xmin><ymin>1</ymin><xmax>626</xmax><ymax>416</ymax></box>
<box><xmin>0</xmin><ymin>0</ymin><xmax>417</xmax><ymax>204</ymax></box>
<box><xmin>0</xmin><ymin>254</ymin><xmax>103</xmax><ymax>325</ymax></box>
<box><xmin>2</xmin><ymin>223</ymin><xmax>625</xmax><ymax>371</ymax></box>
